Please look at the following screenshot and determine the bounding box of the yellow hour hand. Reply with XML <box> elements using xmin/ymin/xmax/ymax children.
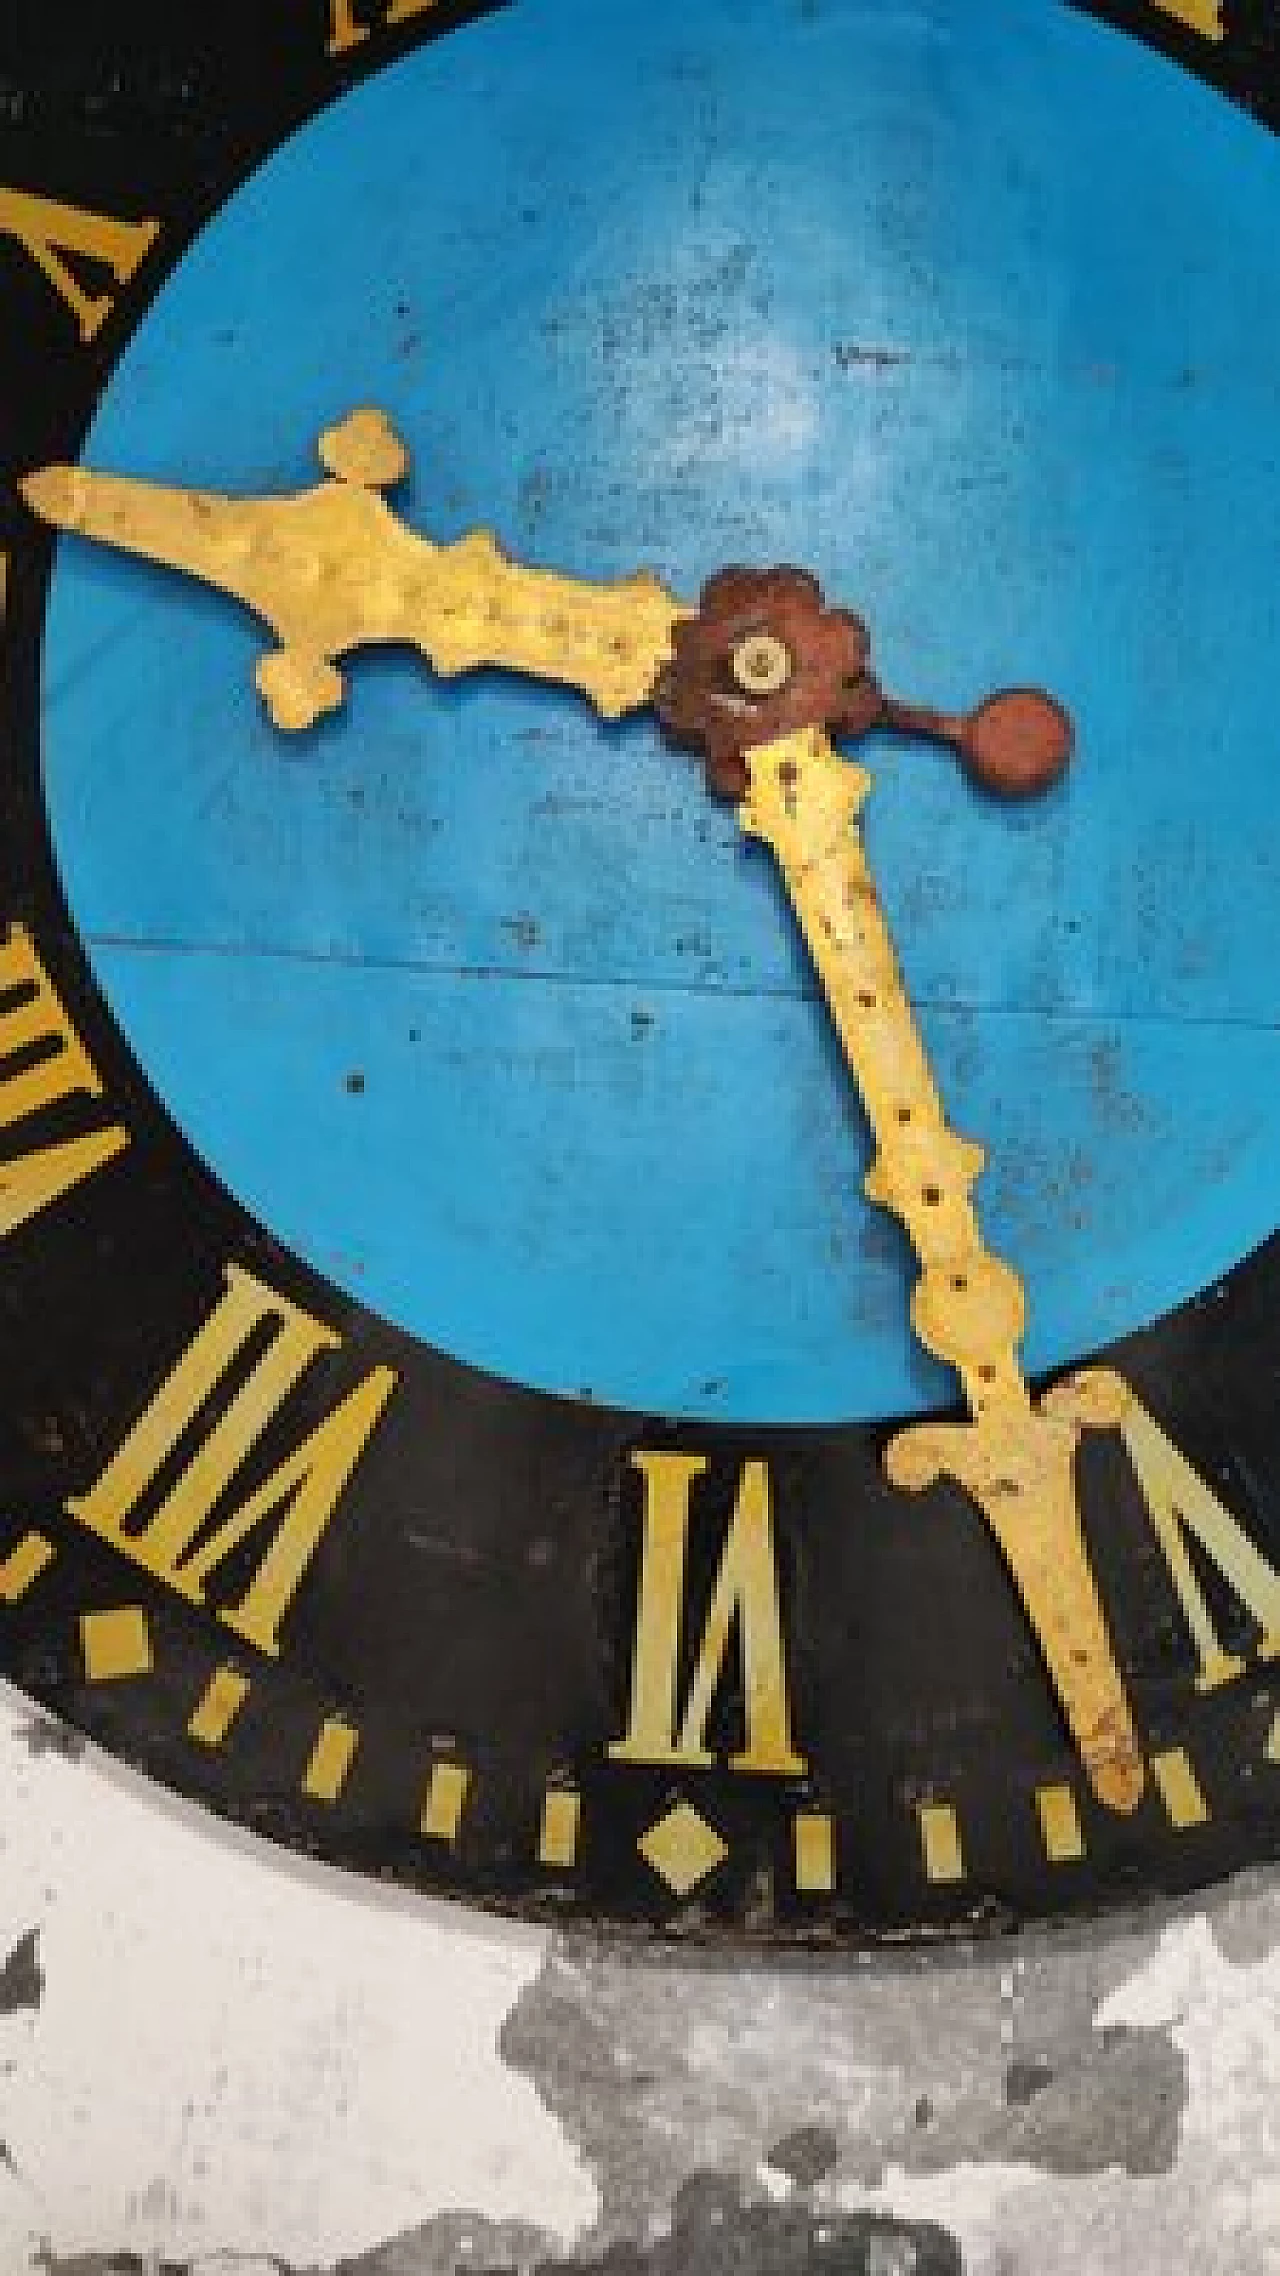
<box><xmin>737</xmin><ymin>727</ymin><xmax>1142</xmax><ymax>1814</ymax></box>
<box><xmin>22</xmin><ymin>406</ymin><xmax>689</xmax><ymax>732</ymax></box>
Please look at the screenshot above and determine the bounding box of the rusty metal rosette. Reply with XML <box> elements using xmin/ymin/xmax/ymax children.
<box><xmin>654</xmin><ymin>565</ymin><xmax>882</xmax><ymax>798</ymax></box>
<box><xmin>655</xmin><ymin>563</ymin><xmax>1073</xmax><ymax>800</ymax></box>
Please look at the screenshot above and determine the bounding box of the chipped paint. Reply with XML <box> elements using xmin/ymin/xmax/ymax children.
<box><xmin>0</xmin><ymin>1682</ymin><xmax>1278</xmax><ymax>2272</ymax></box>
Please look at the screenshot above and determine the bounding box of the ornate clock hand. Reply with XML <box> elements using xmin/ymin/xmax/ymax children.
<box><xmin>22</xmin><ymin>408</ymin><xmax>688</xmax><ymax>731</ymax></box>
<box><xmin>656</xmin><ymin>568</ymin><xmax>1141</xmax><ymax>1816</ymax></box>
<box><xmin>734</xmin><ymin>729</ymin><xmax>1142</xmax><ymax>1815</ymax></box>
<box><xmin>21</xmin><ymin>407</ymin><xmax>1142</xmax><ymax>1813</ymax></box>
<box><xmin>23</xmin><ymin>409</ymin><xmax>1068</xmax><ymax>793</ymax></box>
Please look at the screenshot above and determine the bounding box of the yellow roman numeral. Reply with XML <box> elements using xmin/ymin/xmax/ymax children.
<box><xmin>1120</xmin><ymin>1395</ymin><xmax>1280</xmax><ymax>1690</ymax></box>
<box><xmin>327</xmin><ymin>0</ymin><xmax>441</xmax><ymax>58</ymax></box>
<box><xmin>1152</xmin><ymin>0</ymin><xmax>1224</xmax><ymax>39</ymax></box>
<box><xmin>67</xmin><ymin>1265</ymin><xmax>397</xmax><ymax>1656</ymax></box>
<box><xmin>1053</xmin><ymin>1369</ymin><xmax>1280</xmax><ymax>1696</ymax></box>
<box><xmin>0</xmin><ymin>186</ymin><xmax>159</xmax><ymax>342</ymax></box>
<box><xmin>609</xmin><ymin>1452</ymin><xmax>806</xmax><ymax>1775</ymax></box>
<box><xmin>0</xmin><ymin>925</ymin><xmax>128</xmax><ymax>1234</ymax></box>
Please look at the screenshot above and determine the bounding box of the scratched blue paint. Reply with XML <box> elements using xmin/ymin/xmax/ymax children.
<box><xmin>40</xmin><ymin>0</ymin><xmax>1280</xmax><ymax>1422</ymax></box>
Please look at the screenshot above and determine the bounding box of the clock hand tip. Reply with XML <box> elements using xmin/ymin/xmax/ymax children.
<box><xmin>1089</xmin><ymin>1742</ymin><xmax>1146</xmax><ymax>1816</ymax></box>
<box><xmin>19</xmin><ymin>464</ymin><xmax>84</xmax><ymax>531</ymax></box>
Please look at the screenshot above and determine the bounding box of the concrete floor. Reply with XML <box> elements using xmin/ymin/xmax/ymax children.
<box><xmin>1</xmin><ymin>1684</ymin><xmax>1275</xmax><ymax>2275</ymax></box>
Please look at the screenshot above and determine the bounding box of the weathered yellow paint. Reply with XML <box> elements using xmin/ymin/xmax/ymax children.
<box><xmin>1151</xmin><ymin>1747</ymin><xmax>1209</xmax><ymax>1830</ymax></box>
<box><xmin>793</xmin><ymin>1812</ymin><xmax>836</xmax><ymax>1894</ymax></box>
<box><xmin>80</xmin><ymin>1606</ymin><xmax>153</xmax><ymax>1682</ymax></box>
<box><xmin>67</xmin><ymin>1265</ymin><xmax>397</xmax><ymax>1657</ymax></box>
<box><xmin>0</xmin><ymin>1532</ymin><xmax>54</xmax><ymax>1603</ymax></box>
<box><xmin>538</xmin><ymin>1788</ymin><xmax>581</xmax><ymax>1870</ymax></box>
<box><xmin>420</xmin><ymin>1759</ymin><xmax>469</xmax><ymax>1842</ymax></box>
<box><xmin>743</xmin><ymin>731</ymin><xmax>1143</xmax><ymax>1815</ymax></box>
<box><xmin>0</xmin><ymin>926</ymin><xmax>129</xmax><ymax>1238</ymax></box>
<box><xmin>1035</xmin><ymin>1783</ymin><xmax>1085</xmax><ymax>1865</ymax></box>
<box><xmin>1152</xmin><ymin>0</ymin><xmax>1224</xmax><ymax>39</ymax></box>
<box><xmin>0</xmin><ymin>186</ymin><xmax>158</xmax><ymax>340</ymax></box>
<box><xmin>187</xmin><ymin>1667</ymin><xmax>251</xmax><ymax>1747</ymax></box>
<box><xmin>609</xmin><ymin>1451</ymin><xmax>805</xmax><ymax>1776</ymax></box>
<box><xmin>303</xmin><ymin>1717</ymin><xmax>359</xmax><ymax>1803</ymax></box>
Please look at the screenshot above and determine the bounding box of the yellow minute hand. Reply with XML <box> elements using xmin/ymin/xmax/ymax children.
<box><xmin>21</xmin><ymin>403</ymin><xmax>1142</xmax><ymax>1812</ymax></box>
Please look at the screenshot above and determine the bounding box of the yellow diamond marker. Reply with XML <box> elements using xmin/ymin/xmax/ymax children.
<box><xmin>187</xmin><ymin>1667</ymin><xmax>251</xmax><ymax>1748</ymax></box>
<box><xmin>639</xmin><ymin>1802</ymin><xmax>729</xmax><ymax>1898</ymax></box>
<box><xmin>794</xmin><ymin>1812</ymin><xmax>836</xmax><ymax>1895</ymax></box>
<box><xmin>1036</xmin><ymin>1783</ymin><xmax>1085</xmax><ymax>1865</ymax></box>
<box><xmin>538</xmin><ymin>1787</ymin><xmax>581</xmax><ymax>1870</ymax></box>
<box><xmin>1151</xmin><ymin>1747</ymin><xmax>1209</xmax><ymax>1831</ymax></box>
<box><xmin>918</xmin><ymin>1802</ymin><xmax>965</xmax><ymax>1885</ymax></box>
<box><xmin>302</xmin><ymin>1717</ymin><xmax>358</xmax><ymax>1804</ymax></box>
<box><xmin>421</xmin><ymin>1759</ymin><xmax>470</xmax><ymax>1843</ymax></box>
<box><xmin>0</xmin><ymin>1532</ymin><xmax>54</xmax><ymax>1602</ymax></box>
<box><xmin>80</xmin><ymin>1606</ymin><xmax>153</xmax><ymax>1682</ymax></box>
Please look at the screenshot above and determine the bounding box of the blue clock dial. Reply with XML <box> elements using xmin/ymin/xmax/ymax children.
<box><xmin>38</xmin><ymin>0</ymin><xmax>1280</xmax><ymax>1424</ymax></box>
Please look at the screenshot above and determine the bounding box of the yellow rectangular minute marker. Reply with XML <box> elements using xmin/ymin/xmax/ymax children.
<box><xmin>1036</xmin><ymin>1783</ymin><xmax>1085</xmax><ymax>1865</ymax></box>
<box><xmin>538</xmin><ymin>1788</ymin><xmax>581</xmax><ymax>1870</ymax></box>
<box><xmin>188</xmin><ymin>1667</ymin><xmax>250</xmax><ymax>1748</ymax></box>
<box><xmin>1151</xmin><ymin>1747</ymin><xmax>1209</xmax><ymax>1831</ymax></box>
<box><xmin>303</xmin><ymin>1716</ymin><xmax>358</xmax><ymax>1804</ymax></box>
<box><xmin>0</xmin><ymin>1531</ymin><xmax>54</xmax><ymax>1603</ymax></box>
<box><xmin>918</xmin><ymin>1802</ymin><xmax>964</xmax><ymax>1885</ymax></box>
<box><xmin>421</xmin><ymin>1759</ymin><xmax>470</xmax><ymax>1843</ymax></box>
<box><xmin>794</xmin><ymin>1812</ymin><xmax>836</xmax><ymax>1895</ymax></box>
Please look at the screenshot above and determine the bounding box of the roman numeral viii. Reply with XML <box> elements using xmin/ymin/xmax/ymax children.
<box><xmin>68</xmin><ymin>1266</ymin><xmax>397</xmax><ymax>1656</ymax></box>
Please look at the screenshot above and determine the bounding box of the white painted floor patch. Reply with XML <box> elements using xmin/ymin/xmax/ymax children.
<box><xmin>0</xmin><ymin>1686</ymin><xmax>598</xmax><ymax>2271</ymax></box>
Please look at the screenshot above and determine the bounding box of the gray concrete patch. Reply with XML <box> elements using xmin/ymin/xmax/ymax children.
<box><xmin>29</xmin><ymin>2185</ymin><xmax>960</xmax><ymax>2276</ymax></box>
<box><xmin>352</xmin><ymin>2178</ymin><xmax>958</xmax><ymax>2276</ymax></box>
<box><xmin>497</xmin><ymin>1909</ymin><xmax>1189</xmax><ymax>2232</ymax></box>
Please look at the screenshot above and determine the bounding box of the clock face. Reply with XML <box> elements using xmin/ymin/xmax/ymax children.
<box><xmin>2</xmin><ymin>0</ymin><xmax>1279</xmax><ymax>1942</ymax></box>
